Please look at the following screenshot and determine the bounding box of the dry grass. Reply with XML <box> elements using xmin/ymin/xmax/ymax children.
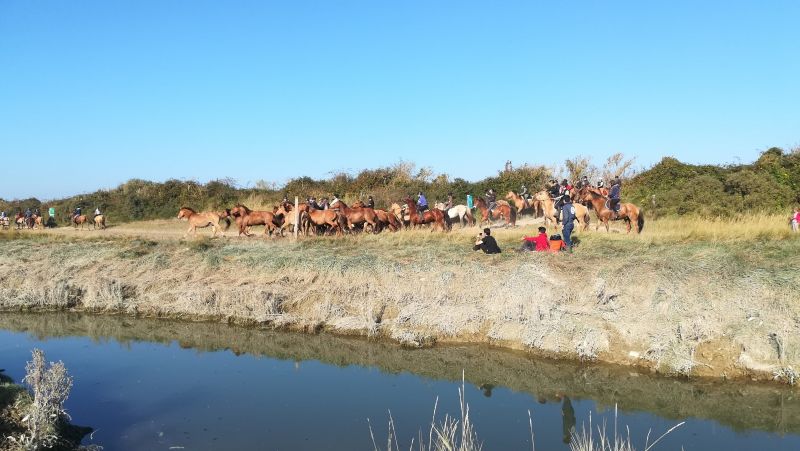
<box><xmin>371</xmin><ymin>373</ymin><xmax>682</xmax><ymax>451</ymax></box>
<box><xmin>0</xmin><ymin>214</ymin><xmax>798</xmax><ymax>383</ymax></box>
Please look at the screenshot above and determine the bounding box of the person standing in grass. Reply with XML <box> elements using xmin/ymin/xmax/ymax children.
<box><xmin>561</xmin><ymin>195</ymin><xmax>576</xmax><ymax>252</ymax></box>
<box><xmin>792</xmin><ymin>207</ymin><xmax>800</xmax><ymax>232</ymax></box>
<box><xmin>473</xmin><ymin>228</ymin><xmax>501</xmax><ymax>254</ymax></box>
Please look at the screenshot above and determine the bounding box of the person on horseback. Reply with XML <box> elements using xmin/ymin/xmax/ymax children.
<box><xmin>73</xmin><ymin>207</ymin><xmax>81</xmax><ymax>221</ymax></box>
<box><xmin>520</xmin><ymin>184</ymin><xmax>531</xmax><ymax>209</ymax></box>
<box><xmin>609</xmin><ymin>179</ymin><xmax>621</xmax><ymax>219</ymax></box>
<box><xmin>444</xmin><ymin>193</ymin><xmax>454</xmax><ymax>211</ymax></box>
<box><xmin>485</xmin><ymin>189</ymin><xmax>497</xmax><ymax>213</ymax></box>
<box><xmin>307</xmin><ymin>197</ymin><xmax>319</xmax><ymax>210</ymax></box>
<box><xmin>597</xmin><ymin>179</ymin><xmax>605</xmax><ymax>189</ymax></box>
<box><xmin>417</xmin><ymin>192</ymin><xmax>428</xmax><ymax>213</ymax></box>
<box><xmin>577</xmin><ymin>176</ymin><xmax>590</xmax><ymax>189</ymax></box>
<box><xmin>548</xmin><ymin>180</ymin><xmax>564</xmax><ymax>222</ymax></box>
<box><xmin>318</xmin><ymin>197</ymin><xmax>329</xmax><ymax>210</ymax></box>
<box><xmin>366</xmin><ymin>196</ymin><xmax>375</xmax><ymax>209</ymax></box>
<box><xmin>24</xmin><ymin>208</ymin><xmax>32</xmax><ymax>219</ymax></box>
<box><xmin>331</xmin><ymin>194</ymin><xmax>341</xmax><ymax>207</ymax></box>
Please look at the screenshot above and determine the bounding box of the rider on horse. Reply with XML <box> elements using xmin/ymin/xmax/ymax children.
<box><xmin>73</xmin><ymin>207</ymin><xmax>81</xmax><ymax>221</ymax></box>
<box><xmin>94</xmin><ymin>207</ymin><xmax>102</xmax><ymax>219</ymax></box>
<box><xmin>520</xmin><ymin>184</ymin><xmax>531</xmax><ymax>209</ymax></box>
<box><xmin>366</xmin><ymin>196</ymin><xmax>375</xmax><ymax>209</ymax></box>
<box><xmin>444</xmin><ymin>193</ymin><xmax>454</xmax><ymax>210</ymax></box>
<box><xmin>609</xmin><ymin>178</ymin><xmax>621</xmax><ymax>218</ymax></box>
<box><xmin>485</xmin><ymin>189</ymin><xmax>497</xmax><ymax>213</ymax></box>
<box><xmin>417</xmin><ymin>192</ymin><xmax>428</xmax><ymax>213</ymax></box>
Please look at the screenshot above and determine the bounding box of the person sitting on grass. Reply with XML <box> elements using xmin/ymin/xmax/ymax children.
<box><xmin>473</xmin><ymin>228</ymin><xmax>501</xmax><ymax>254</ymax></box>
<box><xmin>519</xmin><ymin>226</ymin><xmax>549</xmax><ymax>252</ymax></box>
<box><xmin>548</xmin><ymin>233</ymin><xmax>567</xmax><ymax>252</ymax></box>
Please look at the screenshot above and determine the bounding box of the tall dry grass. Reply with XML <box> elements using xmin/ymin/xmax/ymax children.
<box><xmin>370</xmin><ymin>373</ymin><xmax>682</xmax><ymax>451</ymax></box>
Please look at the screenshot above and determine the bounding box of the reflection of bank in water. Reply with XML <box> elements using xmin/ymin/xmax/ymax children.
<box><xmin>1</xmin><ymin>312</ymin><xmax>800</xmax><ymax>437</ymax></box>
<box><xmin>562</xmin><ymin>396</ymin><xmax>576</xmax><ymax>444</ymax></box>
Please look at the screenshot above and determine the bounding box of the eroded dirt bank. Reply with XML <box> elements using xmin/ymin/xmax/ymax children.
<box><xmin>1</xmin><ymin>234</ymin><xmax>798</xmax><ymax>384</ymax></box>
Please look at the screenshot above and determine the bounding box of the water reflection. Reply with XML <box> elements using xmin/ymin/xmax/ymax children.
<box><xmin>1</xmin><ymin>312</ymin><xmax>799</xmax><ymax>437</ymax></box>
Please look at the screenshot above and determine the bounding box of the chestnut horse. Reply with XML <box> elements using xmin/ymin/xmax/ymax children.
<box><xmin>230</xmin><ymin>204</ymin><xmax>281</xmax><ymax>237</ymax></box>
<box><xmin>576</xmin><ymin>187</ymin><xmax>644</xmax><ymax>233</ymax></box>
<box><xmin>504</xmin><ymin>191</ymin><xmax>537</xmax><ymax>218</ymax></box>
<box><xmin>352</xmin><ymin>201</ymin><xmax>401</xmax><ymax>232</ymax></box>
<box><xmin>404</xmin><ymin>198</ymin><xmax>449</xmax><ymax>232</ymax></box>
<box><xmin>330</xmin><ymin>200</ymin><xmax>379</xmax><ymax>233</ymax></box>
<box><xmin>73</xmin><ymin>215</ymin><xmax>90</xmax><ymax>230</ymax></box>
<box><xmin>177</xmin><ymin>207</ymin><xmax>225</xmax><ymax>237</ymax></box>
<box><xmin>298</xmin><ymin>203</ymin><xmax>347</xmax><ymax>236</ymax></box>
<box><xmin>474</xmin><ymin>197</ymin><xmax>516</xmax><ymax>227</ymax></box>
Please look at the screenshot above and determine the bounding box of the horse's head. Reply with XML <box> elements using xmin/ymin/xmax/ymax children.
<box><xmin>177</xmin><ymin>207</ymin><xmax>193</xmax><ymax>219</ymax></box>
<box><xmin>351</xmin><ymin>200</ymin><xmax>364</xmax><ymax>208</ymax></box>
<box><xmin>505</xmin><ymin>191</ymin><xmax>516</xmax><ymax>200</ymax></box>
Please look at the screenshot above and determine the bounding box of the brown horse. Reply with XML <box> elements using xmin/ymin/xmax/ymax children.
<box><xmin>177</xmin><ymin>207</ymin><xmax>225</xmax><ymax>237</ymax></box>
<box><xmin>230</xmin><ymin>204</ymin><xmax>281</xmax><ymax>237</ymax></box>
<box><xmin>576</xmin><ymin>187</ymin><xmax>644</xmax><ymax>233</ymax></box>
<box><xmin>352</xmin><ymin>201</ymin><xmax>401</xmax><ymax>232</ymax></box>
<box><xmin>474</xmin><ymin>197</ymin><xmax>516</xmax><ymax>227</ymax></box>
<box><xmin>504</xmin><ymin>191</ymin><xmax>537</xmax><ymax>218</ymax></box>
<box><xmin>330</xmin><ymin>200</ymin><xmax>379</xmax><ymax>233</ymax></box>
<box><xmin>404</xmin><ymin>199</ymin><xmax>449</xmax><ymax>232</ymax></box>
<box><xmin>297</xmin><ymin>203</ymin><xmax>347</xmax><ymax>236</ymax></box>
<box><xmin>73</xmin><ymin>215</ymin><xmax>90</xmax><ymax>230</ymax></box>
<box><xmin>92</xmin><ymin>215</ymin><xmax>106</xmax><ymax>230</ymax></box>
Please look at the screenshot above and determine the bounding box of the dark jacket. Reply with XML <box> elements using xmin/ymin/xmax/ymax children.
<box><xmin>561</xmin><ymin>202</ymin><xmax>576</xmax><ymax>226</ymax></box>
<box><xmin>609</xmin><ymin>184</ymin><xmax>621</xmax><ymax>199</ymax></box>
<box><xmin>473</xmin><ymin>235</ymin><xmax>501</xmax><ymax>254</ymax></box>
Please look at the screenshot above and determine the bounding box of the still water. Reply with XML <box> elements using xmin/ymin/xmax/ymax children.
<box><xmin>1</xmin><ymin>313</ymin><xmax>799</xmax><ymax>450</ymax></box>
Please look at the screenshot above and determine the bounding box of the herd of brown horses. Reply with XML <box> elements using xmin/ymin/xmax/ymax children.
<box><xmin>177</xmin><ymin>186</ymin><xmax>644</xmax><ymax>238</ymax></box>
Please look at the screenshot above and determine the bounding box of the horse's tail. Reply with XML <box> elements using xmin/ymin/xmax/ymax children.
<box><xmin>637</xmin><ymin>210</ymin><xmax>645</xmax><ymax>234</ymax></box>
<box><xmin>465</xmin><ymin>209</ymin><xmax>475</xmax><ymax>226</ymax></box>
<box><xmin>509</xmin><ymin>206</ymin><xmax>517</xmax><ymax>226</ymax></box>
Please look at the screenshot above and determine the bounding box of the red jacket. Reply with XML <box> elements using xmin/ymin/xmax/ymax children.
<box><xmin>524</xmin><ymin>233</ymin><xmax>550</xmax><ymax>251</ymax></box>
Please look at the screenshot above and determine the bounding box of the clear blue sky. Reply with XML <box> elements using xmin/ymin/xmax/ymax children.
<box><xmin>1</xmin><ymin>1</ymin><xmax>798</xmax><ymax>200</ymax></box>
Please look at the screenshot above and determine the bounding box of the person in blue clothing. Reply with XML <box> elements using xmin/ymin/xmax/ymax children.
<box><xmin>561</xmin><ymin>195</ymin><xmax>576</xmax><ymax>252</ymax></box>
<box><xmin>416</xmin><ymin>192</ymin><xmax>428</xmax><ymax>213</ymax></box>
<box><xmin>609</xmin><ymin>178</ymin><xmax>621</xmax><ymax>219</ymax></box>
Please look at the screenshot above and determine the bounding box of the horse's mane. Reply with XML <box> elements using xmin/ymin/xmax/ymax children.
<box><xmin>180</xmin><ymin>206</ymin><xmax>197</xmax><ymax>213</ymax></box>
<box><xmin>234</xmin><ymin>204</ymin><xmax>252</xmax><ymax>214</ymax></box>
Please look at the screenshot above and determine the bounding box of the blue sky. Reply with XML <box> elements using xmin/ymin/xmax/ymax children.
<box><xmin>1</xmin><ymin>1</ymin><xmax>798</xmax><ymax>199</ymax></box>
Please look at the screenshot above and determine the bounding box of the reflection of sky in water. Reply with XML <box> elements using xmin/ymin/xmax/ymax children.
<box><xmin>2</xmin><ymin>329</ymin><xmax>800</xmax><ymax>450</ymax></box>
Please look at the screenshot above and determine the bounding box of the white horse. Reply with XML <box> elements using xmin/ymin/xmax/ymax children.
<box><xmin>434</xmin><ymin>203</ymin><xmax>475</xmax><ymax>227</ymax></box>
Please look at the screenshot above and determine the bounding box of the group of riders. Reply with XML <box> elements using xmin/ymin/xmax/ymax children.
<box><xmin>289</xmin><ymin>175</ymin><xmax>622</xmax><ymax>221</ymax></box>
<box><xmin>0</xmin><ymin>206</ymin><xmax>104</xmax><ymax>229</ymax></box>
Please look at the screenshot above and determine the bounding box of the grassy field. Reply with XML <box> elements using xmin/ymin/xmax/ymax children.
<box><xmin>1</xmin><ymin>214</ymin><xmax>798</xmax><ymax>383</ymax></box>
